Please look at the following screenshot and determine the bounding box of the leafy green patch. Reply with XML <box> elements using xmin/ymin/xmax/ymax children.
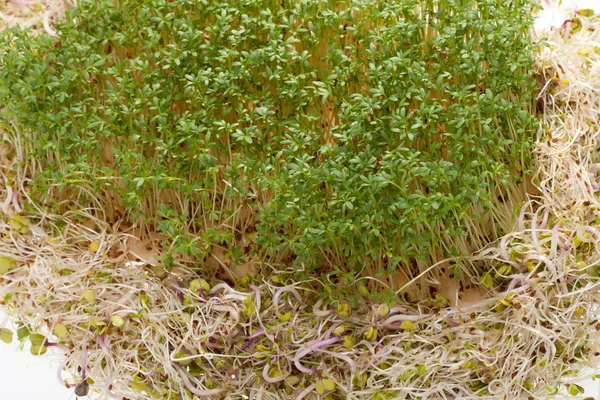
<box><xmin>0</xmin><ymin>0</ymin><xmax>538</xmax><ymax>297</ymax></box>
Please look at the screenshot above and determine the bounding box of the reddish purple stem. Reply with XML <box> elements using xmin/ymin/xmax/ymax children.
<box><xmin>240</xmin><ymin>329</ymin><xmax>265</xmax><ymax>351</ymax></box>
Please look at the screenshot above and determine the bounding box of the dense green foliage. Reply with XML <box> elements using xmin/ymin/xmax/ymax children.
<box><xmin>0</xmin><ymin>0</ymin><xmax>538</xmax><ymax>297</ymax></box>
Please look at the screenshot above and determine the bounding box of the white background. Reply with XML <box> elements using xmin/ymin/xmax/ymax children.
<box><xmin>2</xmin><ymin>0</ymin><xmax>600</xmax><ymax>399</ymax></box>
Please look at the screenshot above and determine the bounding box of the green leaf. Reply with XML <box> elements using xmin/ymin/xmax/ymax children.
<box><xmin>132</xmin><ymin>381</ymin><xmax>150</xmax><ymax>393</ymax></box>
<box><xmin>80</xmin><ymin>289</ymin><xmax>96</xmax><ymax>303</ymax></box>
<box><xmin>30</xmin><ymin>343</ymin><xmax>47</xmax><ymax>356</ymax></box>
<box><xmin>322</xmin><ymin>378</ymin><xmax>336</xmax><ymax>391</ymax></box>
<box><xmin>567</xmin><ymin>384</ymin><xmax>584</xmax><ymax>396</ymax></box>
<box><xmin>278</xmin><ymin>312</ymin><xmax>292</xmax><ymax>322</ymax></box>
<box><xmin>0</xmin><ymin>256</ymin><xmax>17</xmax><ymax>275</ymax></box>
<box><xmin>400</xmin><ymin>320</ymin><xmax>415</xmax><ymax>331</ymax></box>
<box><xmin>399</xmin><ymin>370</ymin><xmax>413</xmax><ymax>381</ymax></box>
<box><xmin>376</xmin><ymin>304</ymin><xmax>390</xmax><ymax>318</ymax></box>
<box><xmin>88</xmin><ymin>241</ymin><xmax>100</xmax><ymax>252</ymax></box>
<box><xmin>10</xmin><ymin>215</ymin><xmax>29</xmax><ymax>233</ymax></box>
<box><xmin>570</xmin><ymin>18</ymin><xmax>582</xmax><ymax>34</ymax></box>
<box><xmin>315</xmin><ymin>378</ymin><xmax>336</xmax><ymax>395</ymax></box>
<box><xmin>29</xmin><ymin>333</ymin><xmax>46</xmax><ymax>346</ymax></box>
<box><xmin>16</xmin><ymin>326</ymin><xmax>30</xmax><ymax>340</ymax></box>
<box><xmin>189</xmin><ymin>279</ymin><xmax>210</xmax><ymax>295</ymax></box>
<box><xmin>0</xmin><ymin>328</ymin><xmax>13</xmax><ymax>344</ymax></box>
<box><xmin>53</xmin><ymin>324</ymin><xmax>69</xmax><ymax>339</ymax></box>
<box><xmin>480</xmin><ymin>272</ymin><xmax>494</xmax><ymax>289</ymax></box>
<box><xmin>110</xmin><ymin>315</ymin><xmax>125</xmax><ymax>328</ymax></box>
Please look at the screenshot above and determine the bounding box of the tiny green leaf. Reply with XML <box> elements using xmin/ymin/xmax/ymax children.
<box><xmin>53</xmin><ymin>324</ymin><xmax>69</xmax><ymax>339</ymax></box>
<box><xmin>278</xmin><ymin>312</ymin><xmax>292</xmax><ymax>322</ymax></box>
<box><xmin>30</xmin><ymin>343</ymin><xmax>47</xmax><ymax>356</ymax></box>
<box><xmin>110</xmin><ymin>315</ymin><xmax>125</xmax><ymax>328</ymax></box>
<box><xmin>80</xmin><ymin>289</ymin><xmax>96</xmax><ymax>303</ymax></box>
<box><xmin>480</xmin><ymin>272</ymin><xmax>494</xmax><ymax>289</ymax></box>
<box><xmin>400</xmin><ymin>320</ymin><xmax>415</xmax><ymax>331</ymax></box>
<box><xmin>0</xmin><ymin>256</ymin><xmax>16</xmax><ymax>275</ymax></box>
<box><xmin>189</xmin><ymin>279</ymin><xmax>210</xmax><ymax>295</ymax></box>
<box><xmin>315</xmin><ymin>378</ymin><xmax>336</xmax><ymax>395</ymax></box>
<box><xmin>88</xmin><ymin>241</ymin><xmax>100</xmax><ymax>252</ymax></box>
<box><xmin>29</xmin><ymin>333</ymin><xmax>46</xmax><ymax>346</ymax></box>
<box><xmin>322</xmin><ymin>378</ymin><xmax>336</xmax><ymax>391</ymax></box>
<box><xmin>376</xmin><ymin>304</ymin><xmax>390</xmax><ymax>318</ymax></box>
<box><xmin>0</xmin><ymin>328</ymin><xmax>13</xmax><ymax>344</ymax></box>
<box><xmin>357</xmin><ymin>284</ymin><xmax>370</xmax><ymax>298</ymax></box>
<box><xmin>16</xmin><ymin>326</ymin><xmax>30</xmax><ymax>340</ymax></box>
<box><xmin>364</xmin><ymin>326</ymin><xmax>378</xmax><ymax>341</ymax></box>
<box><xmin>570</xmin><ymin>18</ymin><xmax>582</xmax><ymax>34</ymax></box>
<box><xmin>335</xmin><ymin>302</ymin><xmax>351</xmax><ymax>318</ymax></box>
<box><xmin>567</xmin><ymin>384</ymin><xmax>584</xmax><ymax>396</ymax></box>
<box><xmin>10</xmin><ymin>215</ymin><xmax>29</xmax><ymax>233</ymax></box>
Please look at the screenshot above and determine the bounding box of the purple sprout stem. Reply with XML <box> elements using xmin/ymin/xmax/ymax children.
<box><xmin>45</xmin><ymin>341</ymin><xmax>69</xmax><ymax>353</ymax></box>
<box><xmin>240</xmin><ymin>329</ymin><xmax>265</xmax><ymax>352</ymax></box>
<box><xmin>170</xmin><ymin>286</ymin><xmax>184</xmax><ymax>302</ymax></box>
<box><xmin>294</xmin><ymin>330</ymin><xmax>351</xmax><ymax>373</ymax></box>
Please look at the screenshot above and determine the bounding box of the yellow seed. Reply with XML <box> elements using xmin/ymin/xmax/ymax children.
<box><xmin>89</xmin><ymin>241</ymin><xmax>100</xmax><ymax>252</ymax></box>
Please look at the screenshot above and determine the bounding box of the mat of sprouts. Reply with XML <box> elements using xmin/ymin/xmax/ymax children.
<box><xmin>2</xmin><ymin>2</ymin><xmax>600</xmax><ymax>400</ymax></box>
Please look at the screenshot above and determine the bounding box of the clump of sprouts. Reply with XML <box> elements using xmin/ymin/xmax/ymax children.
<box><xmin>2</xmin><ymin>196</ymin><xmax>600</xmax><ymax>399</ymax></box>
<box><xmin>1</xmin><ymin>4</ymin><xmax>600</xmax><ymax>400</ymax></box>
<box><xmin>0</xmin><ymin>0</ymin><xmax>68</xmax><ymax>35</ymax></box>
